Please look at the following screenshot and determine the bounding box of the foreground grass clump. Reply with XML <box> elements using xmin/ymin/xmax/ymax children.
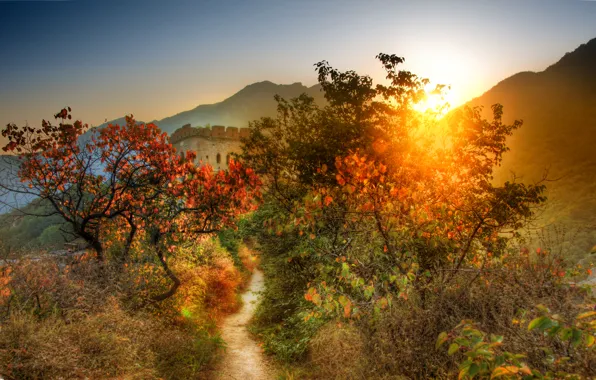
<box><xmin>0</xmin><ymin>238</ymin><xmax>251</xmax><ymax>379</ymax></box>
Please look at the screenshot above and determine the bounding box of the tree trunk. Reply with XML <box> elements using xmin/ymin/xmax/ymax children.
<box><xmin>151</xmin><ymin>246</ymin><xmax>181</xmax><ymax>302</ymax></box>
<box><xmin>79</xmin><ymin>230</ymin><xmax>104</xmax><ymax>262</ymax></box>
<box><xmin>117</xmin><ymin>221</ymin><xmax>137</xmax><ymax>265</ymax></box>
<box><xmin>91</xmin><ymin>240</ymin><xmax>104</xmax><ymax>262</ymax></box>
<box><xmin>76</xmin><ymin>219</ymin><xmax>104</xmax><ymax>262</ymax></box>
<box><xmin>149</xmin><ymin>230</ymin><xmax>181</xmax><ymax>302</ymax></box>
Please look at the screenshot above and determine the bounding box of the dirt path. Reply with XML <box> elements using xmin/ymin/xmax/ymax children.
<box><xmin>213</xmin><ymin>268</ymin><xmax>274</xmax><ymax>380</ymax></box>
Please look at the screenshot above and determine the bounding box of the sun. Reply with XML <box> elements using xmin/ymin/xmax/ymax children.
<box><xmin>413</xmin><ymin>83</ymin><xmax>454</xmax><ymax>116</ymax></box>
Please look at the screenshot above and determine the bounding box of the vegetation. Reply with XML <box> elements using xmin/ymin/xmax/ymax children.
<box><xmin>239</xmin><ymin>54</ymin><xmax>596</xmax><ymax>378</ymax></box>
<box><xmin>1</xmin><ymin>108</ymin><xmax>259</xmax><ymax>297</ymax></box>
<box><xmin>0</xmin><ymin>238</ymin><xmax>258</xmax><ymax>379</ymax></box>
<box><xmin>0</xmin><ymin>199</ymin><xmax>72</xmax><ymax>252</ymax></box>
<box><xmin>0</xmin><ymin>110</ymin><xmax>260</xmax><ymax>378</ymax></box>
<box><xmin>1</xmin><ymin>45</ymin><xmax>595</xmax><ymax>379</ymax></box>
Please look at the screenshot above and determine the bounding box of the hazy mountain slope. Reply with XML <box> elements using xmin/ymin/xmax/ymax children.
<box><xmin>467</xmin><ymin>37</ymin><xmax>596</xmax><ymax>259</ymax></box>
<box><xmin>155</xmin><ymin>81</ymin><xmax>324</xmax><ymax>134</ymax></box>
<box><xmin>94</xmin><ymin>82</ymin><xmax>324</xmax><ymax>135</ymax></box>
<box><xmin>0</xmin><ymin>155</ymin><xmax>34</xmax><ymax>214</ymax></box>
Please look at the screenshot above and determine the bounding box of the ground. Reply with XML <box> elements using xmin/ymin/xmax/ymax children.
<box><xmin>212</xmin><ymin>268</ymin><xmax>274</xmax><ymax>380</ymax></box>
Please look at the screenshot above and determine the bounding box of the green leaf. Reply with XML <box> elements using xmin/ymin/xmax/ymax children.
<box><xmin>475</xmin><ymin>349</ymin><xmax>493</xmax><ymax>357</ymax></box>
<box><xmin>586</xmin><ymin>334</ymin><xmax>595</xmax><ymax>347</ymax></box>
<box><xmin>448</xmin><ymin>343</ymin><xmax>460</xmax><ymax>355</ymax></box>
<box><xmin>436</xmin><ymin>332</ymin><xmax>448</xmax><ymax>349</ymax></box>
<box><xmin>547</xmin><ymin>324</ymin><xmax>561</xmax><ymax>337</ymax></box>
<box><xmin>341</xmin><ymin>262</ymin><xmax>350</xmax><ymax>277</ymax></box>
<box><xmin>338</xmin><ymin>295</ymin><xmax>349</xmax><ymax>306</ymax></box>
<box><xmin>462</xmin><ymin>327</ymin><xmax>483</xmax><ymax>338</ymax></box>
<box><xmin>528</xmin><ymin>316</ymin><xmax>552</xmax><ymax>331</ymax></box>
<box><xmin>571</xmin><ymin>328</ymin><xmax>583</xmax><ymax>347</ymax></box>
<box><xmin>560</xmin><ymin>327</ymin><xmax>572</xmax><ymax>341</ymax></box>
<box><xmin>454</xmin><ymin>337</ymin><xmax>471</xmax><ymax>347</ymax></box>
<box><xmin>468</xmin><ymin>363</ymin><xmax>480</xmax><ymax>377</ymax></box>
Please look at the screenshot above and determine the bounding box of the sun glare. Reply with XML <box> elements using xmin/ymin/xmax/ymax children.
<box><xmin>413</xmin><ymin>83</ymin><xmax>454</xmax><ymax>116</ymax></box>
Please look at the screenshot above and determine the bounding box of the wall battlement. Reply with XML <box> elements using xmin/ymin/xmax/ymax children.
<box><xmin>170</xmin><ymin>123</ymin><xmax>250</xmax><ymax>145</ymax></box>
<box><xmin>170</xmin><ymin>123</ymin><xmax>248</xmax><ymax>171</ymax></box>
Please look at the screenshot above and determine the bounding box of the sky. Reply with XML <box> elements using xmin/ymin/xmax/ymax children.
<box><xmin>1</xmin><ymin>0</ymin><xmax>596</xmax><ymax>145</ymax></box>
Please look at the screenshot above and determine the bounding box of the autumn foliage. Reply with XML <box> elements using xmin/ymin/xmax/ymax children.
<box><xmin>240</xmin><ymin>54</ymin><xmax>596</xmax><ymax>378</ymax></box>
<box><xmin>243</xmin><ymin>53</ymin><xmax>545</xmax><ymax>319</ymax></box>
<box><xmin>1</xmin><ymin>109</ymin><xmax>260</xmax><ymax>301</ymax></box>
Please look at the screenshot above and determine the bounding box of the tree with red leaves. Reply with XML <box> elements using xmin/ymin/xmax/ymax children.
<box><xmin>1</xmin><ymin>108</ymin><xmax>260</xmax><ymax>300</ymax></box>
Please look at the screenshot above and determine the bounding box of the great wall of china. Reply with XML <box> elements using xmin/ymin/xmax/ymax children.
<box><xmin>170</xmin><ymin>124</ymin><xmax>250</xmax><ymax>170</ymax></box>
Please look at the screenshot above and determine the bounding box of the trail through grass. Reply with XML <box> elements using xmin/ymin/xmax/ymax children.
<box><xmin>213</xmin><ymin>268</ymin><xmax>273</xmax><ymax>380</ymax></box>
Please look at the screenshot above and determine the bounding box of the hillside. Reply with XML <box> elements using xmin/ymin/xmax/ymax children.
<box><xmin>96</xmin><ymin>81</ymin><xmax>324</xmax><ymax>135</ymax></box>
<box><xmin>467</xmin><ymin>37</ymin><xmax>596</xmax><ymax>260</ymax></box>
<box><xmin>0</xmin><ymin>155</ymin><xmax>34</xmax><ymax>215</ymax></box>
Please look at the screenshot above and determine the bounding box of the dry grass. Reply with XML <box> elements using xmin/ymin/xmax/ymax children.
<box><xmin>0</xmin><ymin>239</ymin><xmax>250</xmax><ymax>379</ymax></box>
<box><xmin>353</xmin><ymin>270</ymin><xmax>591</xmax><ymax>378</ymax></box>
<box><xmin>0</xmin><ymin>300</ymin><xmax>157</xmax><ymax>379</ymax></box>
<box><xmin>287</xmin><ymin>250</ymin><xmax>596</xmax><ymax>379</ymax></box>
<box><xmin>307</xmin><ymin>321</ymin><xmax>367</xmax><ymax>380</ymax></box>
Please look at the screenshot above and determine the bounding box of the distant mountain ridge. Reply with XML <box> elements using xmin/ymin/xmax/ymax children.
<box><xmin>467</xmin><ymin>37</ymin><xmax>596</xmax><ymax>259</ymax></box>
<box><xmin>96</xmin><ymin>81</ymin><xmax>324</xmax><ymax>135</ymax></box>
<box><xmin>545</xmin><ymin>37</ymin><xmax>596</xmax><ymax>73</ymax></box>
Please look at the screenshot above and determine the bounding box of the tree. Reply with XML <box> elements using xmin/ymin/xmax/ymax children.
<box><xmin>240</xmin><ymin>54</ymin><xmax>546</xmax><ymax>318</ymax></box>
<box><xmin>1</xmin><ymin>108</ymin><xmax>260</xmax><ymax>299</ymax></box>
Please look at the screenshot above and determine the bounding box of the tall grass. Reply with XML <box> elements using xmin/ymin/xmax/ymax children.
<box><xmin>0</xmin><ymin>238</ymin><xmax>250</xmax><ymax>379</ymax></box>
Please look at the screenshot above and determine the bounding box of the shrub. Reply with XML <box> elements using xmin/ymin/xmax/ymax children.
<box><xmin>238</xmin><ymin>244</ymin><xmax>258</xmax><ymax>273</ymax></box>
<box><xmin>347</xmin><ymin>249</ymin><xmax>592</xmax><ymax>379</ymax></box>
<box><xmin>201</xmin><ymin>256</ymin><xmax>243</xmax><ymax>317</ymax></box>
<box><xmin>0</xmin><ymin>236</ymin><xmax>248</xmax><ymax>379</ymax></box>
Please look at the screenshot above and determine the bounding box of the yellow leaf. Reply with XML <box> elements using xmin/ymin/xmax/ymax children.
<box><xmin>447</xmin><ymin>343</ymin><xmax>459</xmax><ymax>355</ymax></box>
<box><xmin>436</xmin><ymin>332</ymin><xmax>448</xmax><ymax>349</ymax></box>
<box><xmin>519</xmin><ymin>365</ymin><xmax>532</xmax><ymax>375</ymax></box>
<box><xmin>491</xmin><ymin>366</ymin><xmax>518</xmax><ymax>378</ymax></box>
<box><xmin>577</xmin><ymin>311</ymin><xmax>596</xmax><ymax>320</ymax></box>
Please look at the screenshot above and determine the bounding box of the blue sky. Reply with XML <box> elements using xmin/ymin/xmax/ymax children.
<box><xmin>1</xmin><ymin>0</ymin><xmax>595</xmax><ymax>140</ymax></box>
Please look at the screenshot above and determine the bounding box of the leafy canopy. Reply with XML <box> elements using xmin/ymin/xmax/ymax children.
<box><xmin>240</xmin><ymin>53</ymin><xmax>546</xmax><ymax>319</ymax></box>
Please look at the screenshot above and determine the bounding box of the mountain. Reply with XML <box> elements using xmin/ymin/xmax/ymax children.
<box><xmin>95</xmin><ymin>81</ymin><xmax>324</xmax><ymax>135</ymax></box>
<box><xmin>0</xmin><ymin>155</ymin><xmax>34</xmax><ymax>214</ymax></box>
<box><xmin>466</xmin><ymin>37</ymin><xmax>596</xmax><ymax>260</ymax></box>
